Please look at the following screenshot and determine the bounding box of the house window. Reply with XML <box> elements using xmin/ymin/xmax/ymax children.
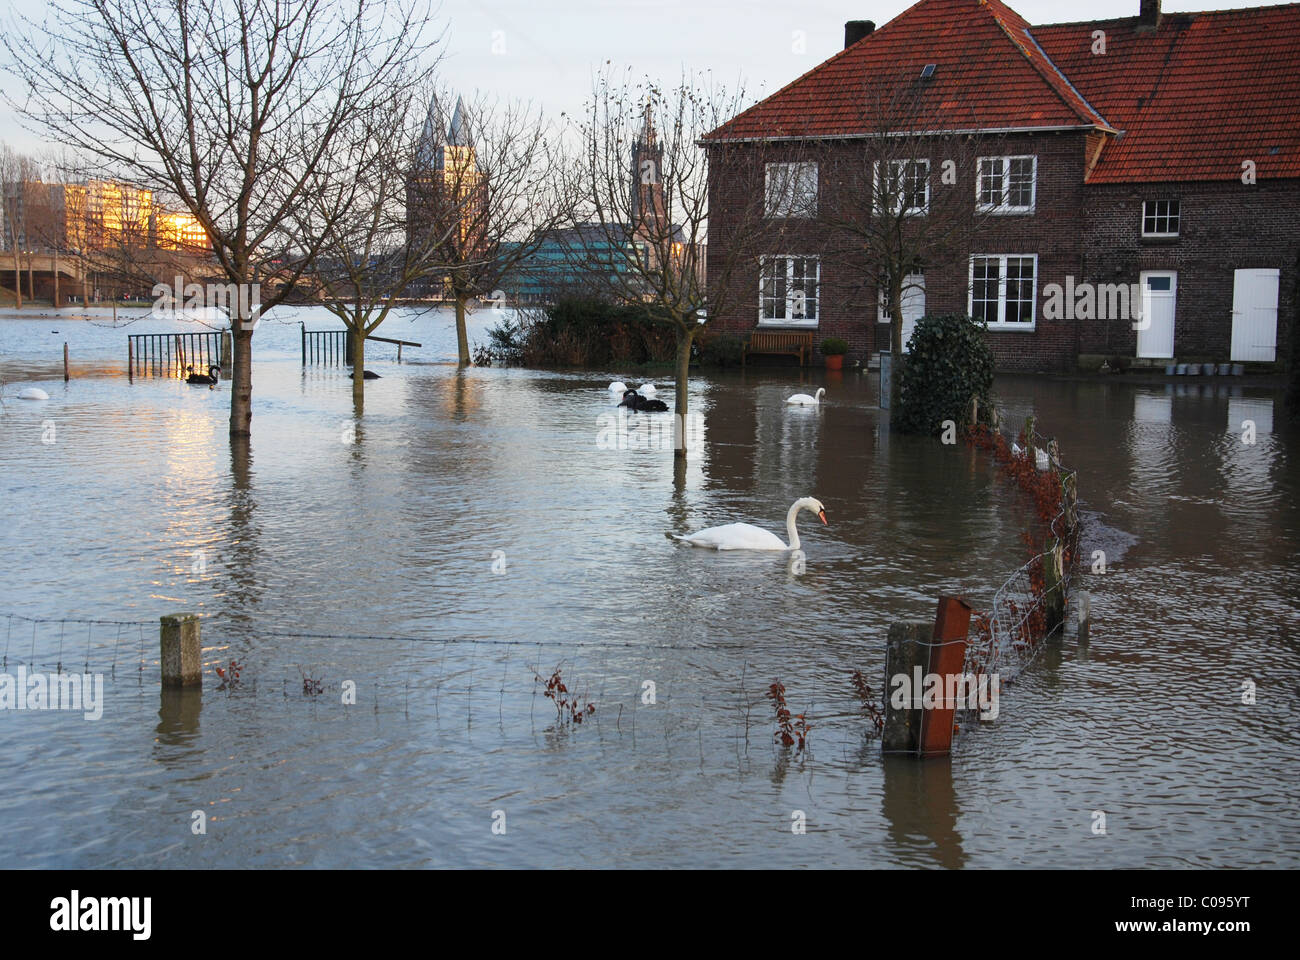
<box><xmin>877</xmin><ymin>160</ymin><xmax>929</xmax><ymax>215</ymax></box>
<box><xmin>760</xmin><ymin>256</ymin><xmax>820</xmax><ymax>324</ymax></box>
<box><xmin>976</xmin><ymin>156</ymin><xmax>1036</xmax><ymax>213</ymax></box>
<box><xmin>1142</xmin><ymin>200</ymin><xmax>1180</xmax><ymax>237</ymax></box>
<box><xmin>764</xmin><ymin>162</ymin><xmax>818</xmax><ymax>218</ymax></box>
<box><xmin>968</xmin><ymin>254</ymin><xmax>1037</xmax><ymax>328</ymax></box>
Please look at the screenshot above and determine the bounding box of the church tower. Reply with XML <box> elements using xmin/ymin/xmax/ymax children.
<box><xmin>407</xmin><ymin>95</ymin><xmax>488</xmax><ymax>287</ymax></box>
<box><xmin>630</xmin><ymin>103</ymin><xmax>667</xmax><ymax>237</ymax></box>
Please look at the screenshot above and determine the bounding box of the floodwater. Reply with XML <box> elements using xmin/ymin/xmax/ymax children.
<box><xmin>1</xmin><ymin>304</ymin><xmax>1297</xmax><ymax>868</ymax></box>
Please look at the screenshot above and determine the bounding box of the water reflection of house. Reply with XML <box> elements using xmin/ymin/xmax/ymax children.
<box><xmin>703</xmin><ymin>0</ymin><xmax>1298</xmax><ymax>370</ymax></box>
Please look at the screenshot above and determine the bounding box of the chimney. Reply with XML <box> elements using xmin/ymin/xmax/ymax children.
<box><xmin>844</xmin><ymin>20</ymin><xmax>875</xmax><ymax>48</ymax></box>
<box><xmin>1138</xmin><ymin>0</ymin><xmax>1162</xmax><ymax>29</ymax></box>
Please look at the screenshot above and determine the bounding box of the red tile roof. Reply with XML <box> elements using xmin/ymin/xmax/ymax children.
<box><xmin>1035</xmin><ymin>6</ymin><xmax>1300</xmax><ymax>182</ymax></box>
<box><xmin>706</xmin><ymin>0</ymin><xmax>1300</xmax><ymax>184</ymax></box>
<box><xmin>706</xmin><ymin>0</ymin><xmax>1111</xmax><ymax>141</ymax></box>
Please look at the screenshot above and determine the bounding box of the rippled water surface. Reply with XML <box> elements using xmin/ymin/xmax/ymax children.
<box><xmin>1</xmin><ymin>305</ymin><xmax>1297</xmax><ymax>868</ymax></box>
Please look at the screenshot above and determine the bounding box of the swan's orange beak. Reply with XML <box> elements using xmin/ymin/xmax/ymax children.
<box><xmin>818</xmin><ymin>509</ymin><xmax>828</xmax><ymax>525</ymax></box>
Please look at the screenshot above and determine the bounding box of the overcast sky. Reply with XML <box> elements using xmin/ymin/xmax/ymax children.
<box><xmin>0</xmin><ymin>0</ymin><xmax>1288</xmax><ymax>153</ymax></box>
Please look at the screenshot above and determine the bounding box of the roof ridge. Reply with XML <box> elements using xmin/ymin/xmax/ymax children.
<box><xmin>709</xmin><ymin>0</ymin><xmax>924</xmax><ymax>137</ymax></box>
<box><xmin>1036</xmin><ymin>2</ymin><xmax>1300</xmax><ymax>27</ymax></box>
<box><xmin>982</xmin><ymin>0</ymin><xmax>1109</xmax><ymax>128</ymax></box>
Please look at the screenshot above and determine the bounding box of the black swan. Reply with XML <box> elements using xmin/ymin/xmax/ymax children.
<box><xmin>186</xmin><ymin>365</ymin><xmax>219</xmax><ymax>385</ymax></box>
<box><xmin>348</xmin><ymin>370</ymin><xmax>381</xmax><ymax>380</ymax></box>
<box><xmin>619</xmin><ymin>389</ymin><xmax>669</xmax><ymax>412</ymax></box>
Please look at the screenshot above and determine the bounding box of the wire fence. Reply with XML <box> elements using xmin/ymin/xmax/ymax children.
<box><xmin>959</xmin><ymin>421</ymin><xmax>1081</xmax><ymax>718</ymax></box>
<box><xmin>1</xmin><ymin>612</ymin><xmax>883</xmax><ymax>766</ymax></box>
<box><xmin>3</xmin><ymin>420</ymin><xmax>1080</xmax><ymax>756</ymax></box>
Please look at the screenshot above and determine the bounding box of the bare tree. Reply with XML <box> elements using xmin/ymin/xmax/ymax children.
<box><xmin>574</xmin><ymin>71</ymin><xmax>802</xmax><ymax>460</ymax></box>
<box><xmin>5</xmin><ymin>0</ymin><xmax>439</xmax><ymax>435</ymax></box>
<box><xmin>408</xmin><ymin>90</ymin><xmax>574</xmax><ymax>368</ymax></box>
<box><xmin>0</xmin><ymin>142</ymin><xmax>38</xmax><ymax>307</ymax></box>
<box><xmin>295</xmin><ymin>79</ymin><xmax>451</xmax><ymax>405</ymax></box>
<box><xmin>814</xmin><ymin>78</ymin><xmax>1007</xmax><ymax>408</ymax></box>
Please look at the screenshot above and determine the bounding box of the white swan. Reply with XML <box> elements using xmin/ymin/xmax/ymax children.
<box><xmin>785</xmin><ymin>387</ymin><xmax>825</xmax><ymax>406</ymax></box>
<box><xmin>672</xmin><ymin>497</ymin><xmax>827</xmax><ymax>551</ymax></box>
<box><xmin>639</xmin><ymin>383</ymin><xmax>657</xmax><ymax>397</ymax></box>
<box><xmin>17</xmin><ymin>387</ymin><xmax>50</xmax><ymax>401</ymax></box>
<box><xmin>608</xmin><ymin>381</ymin><xmax>627</xmax><ymax>394</ymax></box>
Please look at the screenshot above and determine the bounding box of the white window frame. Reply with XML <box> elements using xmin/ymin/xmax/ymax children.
<box><xmin>764</xmin><ymin>162</ymin><xmax>818</xmax><ymax>218</ymax></box>
<box><xmin>975</xmin><ymin>155</ymin><xmax>1037</xmax><ymax>214</ymax></box>
<box><xmin>759</xmin><ymin>254</ymin><xmax>820</xmax><ymax>327</ymax></box>
<box><xmin>1141</xmin><ymin>199</ymin><xmax>1180</xmax><ymax>237</ymax></box>
<box><xmin>874</xmin><ymin>159</ymin><xmax>930</xmax><ymax>216</ymax></box>
<box><xmin>968</xmin><ymin>254</ymin><xmax>1038</xmax><ymax>330</ymax></box>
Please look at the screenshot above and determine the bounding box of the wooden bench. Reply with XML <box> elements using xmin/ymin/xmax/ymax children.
<box><xmin>742</xmin><ymin>330</ymin><xmax>814</xmax><ymax>367</ymax></box>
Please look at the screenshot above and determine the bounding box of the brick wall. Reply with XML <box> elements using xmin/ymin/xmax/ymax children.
<box><xmin>1082</xmin><ymin>179</ymin><xmax>1300</xmax><ymax>363</ymax></box>
<box><xmin>706</xmin><ymin>132</ymin><xmax>1300</xmax><ymax>370</ymax></box>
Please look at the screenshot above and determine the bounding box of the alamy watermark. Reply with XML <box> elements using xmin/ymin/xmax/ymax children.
<box><xmin>889</xmin><ymin>668</ymin><xmax>1000</xmax><ymax>720</ymax></box>
<box><xmin>1</xmin><ymin>666</ymin><xmax>104</xmax><ymax>720</ymax></box>
<box><xmin>152</xmin><ymin>275</ymin><xmax>261</xmax><ymax>330</ymax></box>
<box><xmin>1041</xmin><ymin>276</ymin><xmax>1150</xmax><ymax>329</ymax></box>
<box><xmin>596</xmin><ymin>409</ymin><xmax>704</xmax><ymax>453</ymax></box>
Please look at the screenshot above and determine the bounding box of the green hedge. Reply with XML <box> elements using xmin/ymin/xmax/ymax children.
<box><xmin>894</xmin><ymin>313</ymin><xmax>995</xmax><ymax>435</ymax></box>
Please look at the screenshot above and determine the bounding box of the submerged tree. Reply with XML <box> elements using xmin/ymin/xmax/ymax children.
<box><xmin>814</xmin><ymin>78</ymin><xmax>1009</xmax><ymax>410</ymax></box>
<box><xmin>5</xmin><ymin>0</ymin><xmax>439</xmax><ymax>435</ymax></box>
<box><xmin>574</xmin><ymin>71</ymin><xmax>797</xmax><ymax>460</ymax></box>
<box><xmin>295</xmin><ymin>79</ymin><xmax>447</xmax><ymax>407</ymax></box>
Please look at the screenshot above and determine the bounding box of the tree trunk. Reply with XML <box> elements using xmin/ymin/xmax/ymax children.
<box><xmin>889</xmin><ymin>274</ymin><xmax>905</xmax><ymax>413</ymax></box>
<box><xmin>455</xmin><ymin>295</ymin><xmax>471</xmax><ymax>367</ymax></box>
<box><xmin>673</xmin><ymin>324</ymin><xmax>696</xmax><ymax>461</ymax></box>
<box><xmin>52</xmin><ymin>250</ymin><xmax>59</xmax><ymax>306</ymax></box>
<box><xmin>351</xmin><ymin>326</ymin><xmax>366</xmax><ymax>406</ymax></box>
<box><xmin>12</xmin><ymin>249</ymin><xmax>20</xmax><ymax>308</ymax></box>
<box><xmin>229</xmin><ymin>326</ymin><xmax>254</xmax><ymax>436</ymax></box>
<box><xmin>27</xmin><ymin>253</ymin><xmax>35</xmax><ymax>302</ymax></box>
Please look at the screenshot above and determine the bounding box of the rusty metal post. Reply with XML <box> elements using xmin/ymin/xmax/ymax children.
<box><xmin>63</xmin><ymin>342</ymin><xmax>69</xmax><ymax>382</ymax></box>
<box><xmin>918</xmin><ymin>595</ymin><xmax>972</xmax><ymax>758</ymax></box>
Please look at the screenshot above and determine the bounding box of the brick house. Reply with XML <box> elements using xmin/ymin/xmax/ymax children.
<box><xmin>703</xmin><ymin>0</ymin><xmax>1299</xmax><ymax>371</ymax></box>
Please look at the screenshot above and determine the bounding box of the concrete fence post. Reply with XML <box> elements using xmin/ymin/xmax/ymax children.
<box><xmin>160</xmin><ymin>613</ymin><xmax>201</xmax><ymax>687</ymax></box>
<box><xmin>1043</xmin><ymin>539</ymin><xmax>1066</xmax><ymax>637</ymax></box>
<box><xmin>883</xmin><ymin>621</ymin><xmax>930</xmax><ymax>754</ymax></box>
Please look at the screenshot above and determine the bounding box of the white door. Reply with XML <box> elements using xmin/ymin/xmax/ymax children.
<box><xmin>880</xmin><ymin>273</ymin><xmax>925</xmax><ymax>352</ymax></box>
<box><xmin>1231</xmin><ymin>268</ymin><xmax>1279</xmax><ymax>362</ymax></box>
<box><xmin>1138</xmin><ymin>271</ymin><xmax>1177</xmax><ymax>359</ymax></box>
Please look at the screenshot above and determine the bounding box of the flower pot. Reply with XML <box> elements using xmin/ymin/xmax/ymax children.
<box><xmin>824</xmin><ymin>354</ymin><xmax>844</xmax><ymax>370</ymax></box>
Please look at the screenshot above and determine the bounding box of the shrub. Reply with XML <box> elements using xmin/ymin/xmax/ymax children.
<box><xmin>490</xmin><ymin>295</ymin><xmax>676</xmax><ymax>367</ymax></box>
<box><xmin>696</xmin><ymin>329</ymin><xmax>745</xmax><ymax>367</ymax></box>
<box><xmin>894</xmin><ymin>313</ymin><xmax>995</xmax><ymax>435</ymax></box>
<box><xmin>820</xmin><ymin>337</ymin><xmax>849</xmax><ymax>355</ymax></box>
